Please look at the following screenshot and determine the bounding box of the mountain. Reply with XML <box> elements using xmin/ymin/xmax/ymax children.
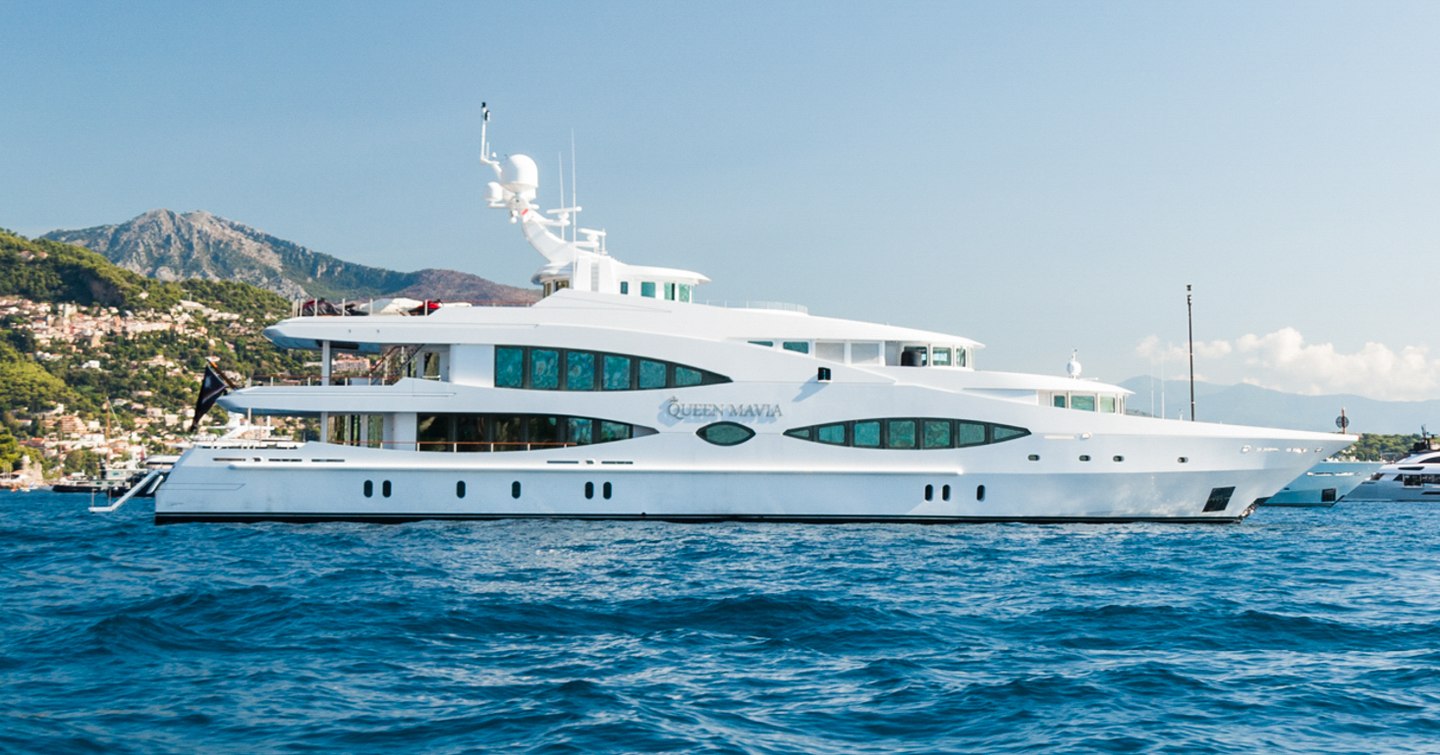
<box><xmin>43</xmin><ymin>209</ymin><xmax>539</xmax><ymax>304</ymax></box>
<box><xmin>1120</xmin><ymin>377</ymin><xmax>1440</xmax><ymax>435</ymax></box>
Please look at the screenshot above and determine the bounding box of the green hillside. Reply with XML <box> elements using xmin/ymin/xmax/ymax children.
<box><xmin>0</xmin><ymin>229</ymin><xmax>308</xmax><ymax>469</ymax></box>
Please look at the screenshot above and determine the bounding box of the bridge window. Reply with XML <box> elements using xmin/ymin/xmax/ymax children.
<box><xmin>641</xmin><ymin>281</ymin><xmax>656</xmax><ymax>298</ymax></box>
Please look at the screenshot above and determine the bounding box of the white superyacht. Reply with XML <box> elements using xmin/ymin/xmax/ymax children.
<box><xmin>153</xmin><ymin>111</ymin><xmax>1354</xmax><ymax>524</ymax></box>
<box><xmin>1343</xmin><ymin>433</ymin><xmax>1440</xmax><ymax>502</ymax></box>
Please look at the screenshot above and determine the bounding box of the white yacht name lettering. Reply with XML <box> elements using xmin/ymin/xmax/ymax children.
<box><xmin>664</xmin><ymin>399</ymin><xmax>782</xmax><ymax>419</ymax></box>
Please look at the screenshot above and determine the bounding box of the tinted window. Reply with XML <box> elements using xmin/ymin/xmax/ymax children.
<box><xmin>495</xmin><ymin>346</ymin><xmax>524</xmax><ymax>388</ymax></box>
<box><xmin>530</xmin><ymin>349</ymin><xmax>560</xmax><ymax>390</ymax></box>
<box><xmin>528</xmin><ymin>415</ymin><xmax>562</xmax><ymax>446</ymax></box>
<box><xmin>853</xmin><ymin>420</ymin><xmax>881</xmax><ymax>448</ymax></box>
<box><xmin>923</xmin><ymin>420</ymin><xmax>952</xmax><ymax>449</ymax></box>
<box><xmin>957</xmin><ymin>422</ymin><xmax>986</xmax><ymax>447</ymax></box>
<box><xmin>499</xmin><ymin>346</ymin><xmax>730</xmax><ymax>392</ymax></box>
<box><xmin>784</xmin><ymin>417</ymin><xmax>1025</xmax><ymax>451</ymax></box>
<box><xmin>599</xmin><ymin>421</ymin><xmax>631</xmax><ymax>442</ymax></box>
<box><xmin>491</xmin><ymin>416</ymin><xmax>524</xmax><ymax>450</ymax></box>
<box><xmin>568</xmin><ymin>417</ymin><xmax>593</xmax><ymax>445</ymax></box>
<box><xmin>697</xmin><ymin>422</ymin><xmax>755</xmax><ymax>446</ymax></box>
<box><xmin>566</xmin><ymin>351</ymin><xmax>595</xmax><ymax>390</ymax></box>
<box><xmin>887</xmin><ymin>419</ymin><xmax>917</xmax><ymax>449</ymax></box>
<box><xmin>641</xmin><ymin>281</ymin><xmax>656</xmax><ymax>298</ymax></box>
<box><xmin>816</xmin><ymin>423</ymin><xmax>846</xmax><ymax>445</ymax></box>
<box><xmin>992</xmin><ymin>425</ymin><xmax>1030</xmax><ymax>443</ymax></box>
<box><xmin>602</xmin><ymin>355</ymin><xmax>632</xmax><ymax>390</ymax></box>
<box><xmin>783</xmin><ymin>341</ymin><xmax>810</xmax><ymax>354</ymax></box>
<box><xmin>638</xmin><ymin>360</ymin><xmax>667</xmax><ymax>389</ymax></box>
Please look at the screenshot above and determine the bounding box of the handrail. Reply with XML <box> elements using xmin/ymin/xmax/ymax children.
<box><xmin>88</xmin><ymin>469</ymin><xmax>164</xmax><ymax>513</ymax></box>
<box><xmin>342</xmin><ymin>439</ymin><xmax>593</xmax><ymax>452</ymax></box>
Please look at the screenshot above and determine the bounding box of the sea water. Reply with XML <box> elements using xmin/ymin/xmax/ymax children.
<box><xmin>3</xmin><ymin>490</ymin><xmax>1438</xmax><ymax>753</ymax></box>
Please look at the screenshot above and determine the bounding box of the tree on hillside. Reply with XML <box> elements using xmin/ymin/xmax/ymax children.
<box><xmin>0</xmin><ymin>425</ymin><xmax>20</xmax><ymax>474</ymax></box>
<box><xmin>62</xmin><ymin>449</ymin><xmax>102</xmax><ymax>477</ymax></box>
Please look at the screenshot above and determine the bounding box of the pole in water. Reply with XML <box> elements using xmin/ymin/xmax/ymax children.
<box><xmin>1187</xmin><ymin>284</ymin><xmax>1195</xmax><ymax>422</ymax></box>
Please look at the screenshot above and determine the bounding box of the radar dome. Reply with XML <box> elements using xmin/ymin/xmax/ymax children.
<box><xmin>501</xmin><ymin>154</ymin><xmax>539</xmax><ymax>198</ymax></box>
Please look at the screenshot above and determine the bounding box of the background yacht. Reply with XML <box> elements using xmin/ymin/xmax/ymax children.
<box><xmin>151</xmin><ymin>109</ymin><xmax>1354</xmax><ymax>524</ymax></box>
<box><xmin>1344</xmin><ymin>434</ymin><xmax>1440</xmax><ymax>502</ymax></box>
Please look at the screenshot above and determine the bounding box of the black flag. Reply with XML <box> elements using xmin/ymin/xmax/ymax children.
<box><xmin>189</xmin><ymin>364</ymin><xmax>231</xmax><ymax>433</ymax></box>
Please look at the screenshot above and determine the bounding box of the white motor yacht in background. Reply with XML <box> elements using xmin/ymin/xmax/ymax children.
<box><xmin>146</xmin><ymin>107</ymin><xmax>1354</xmax><ymax>524</ymax></box>
<box><xmin>1344</xmin><ymin>432</ymin><xmax>1440</xmax><ymax>502</ymax></box>
<box><xmin>1259</xmin><ymin>460</ymin><xmax>1382</xmax><ymax>507</ymax></box>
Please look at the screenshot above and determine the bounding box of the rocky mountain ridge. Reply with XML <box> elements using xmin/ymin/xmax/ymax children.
<box><xmin>43</xmin><ymin>209</ymin><xmax>539</xmax><ymax>304</ymax></box>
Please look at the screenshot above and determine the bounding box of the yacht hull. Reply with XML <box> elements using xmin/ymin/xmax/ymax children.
<box><xmin>155</xmin><ymin>432</ymin><xmax>1351</xmax><ymax>524</ymax></box>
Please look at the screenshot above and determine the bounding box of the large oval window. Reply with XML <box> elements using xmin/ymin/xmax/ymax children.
<box><xmin>696</xmin><ymin>422</ymin><xmax>755</xmax><ymax>446</ymax></box>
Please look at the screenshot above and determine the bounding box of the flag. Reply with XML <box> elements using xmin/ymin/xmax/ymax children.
<box><xmin>189</xmin><ymin>364</ymin><xmax>231</xmax><ymax>433</ymax></box>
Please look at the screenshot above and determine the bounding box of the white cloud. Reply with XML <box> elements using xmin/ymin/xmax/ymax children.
<box><xmin>1136</xmin><ymin>327</ymin><xmax>1440</xmax><ymax>401</ymax></box>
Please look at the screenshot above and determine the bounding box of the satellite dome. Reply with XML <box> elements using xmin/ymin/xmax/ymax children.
<box><xmin>501</xmin><ymin>154</ymin><xmax>538</xmax><ymax>197</ymax></box>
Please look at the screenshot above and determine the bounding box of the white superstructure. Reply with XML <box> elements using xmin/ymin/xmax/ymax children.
<box><xmin>153</xmin><ymin>109</ymin><xmax>1354</xmax><ymax>524</ymax></box>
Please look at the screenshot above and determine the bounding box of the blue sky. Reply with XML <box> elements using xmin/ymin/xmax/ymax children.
<box><xmin>4</xmin><ymin>1</ymin><xmax>1439</xmax><ymax>404</ymax></box>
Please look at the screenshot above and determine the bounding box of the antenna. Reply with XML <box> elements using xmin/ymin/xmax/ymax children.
<box><xmin>1187</xmin><ymin>284</ymin><xmax>1196</xmax><ymax>422</ymax></box>
<box><xmin>557</xmin><ymin>152</ymin><xmax>566</xmax><ymax>241</ymax></box>
<box><xmin>479</xmin><ymin>101</ymin><xmax>498</xmax><ymax>172</ymax></box>
<box><xmin>570</xmin><ymin>129</ymin><xmax>578</xmax><ymax>240</ymax></box>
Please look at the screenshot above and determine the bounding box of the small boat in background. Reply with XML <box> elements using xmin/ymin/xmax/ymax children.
<box><xmin>1260</xmin><ymin>460</ymin><xmax>1382</xmax><ymax>507</ymax></box>
<box><xmin>51</xmin><ymin>465</ymin><xmax>145</xmax><ymax>496</ymax></box>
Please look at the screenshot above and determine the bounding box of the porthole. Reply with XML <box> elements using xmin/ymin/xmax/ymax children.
<box><xmin>1113</xmin><ymin>455</ymin><xmax>1124</xmax><ymax>463</ymax></box>
<box><xmin>696</xmin><ymin>422</ymin><xmax>755</xmax><ymax>446</ymax></box>
<box><xmin>603</xmin><ymin>482</ymin><xmax>613</xmax><ymax>500</ymax></box>
<box><xmin>511</xmin><ymin>481</ymin><xmax>521</xmax><ymax>499</ymax></box>
<box><xmin>977</xmin><ymin>484</ymin><xmax>986</xmax><ymax>502</ymax></box>
<box><xmin>924</xmin><ymin>484</ymin><xmax>934</xmax><ymax>501</ymax></box>
<box><xmin>1178</xmin><ymin>457</ymin><xmax>1189</xmax><ymax>464</ymax></box>
<box><xmin>942</xmin><ymin>484</ymin><xmax>951</xmax><ymax>501</ymax></box>
<box><xmin>456</xmin><ymin>481</ymin><xmax>466</xmax><ymax>498</ymax></box>
<box><xmin>382</xmin><ymin>480</ymin><xmax>392</xmax><ymax>498</ymax></box>
<box><xmin>1028</xmin><ymin>454</ymin><xmax>1040</xmax><ymax>462</ymax></box>
<box><xmin>363</xmin><ymin>480</ymin><xmax>373</xmax><ymax>498</ymax></box>
<box><xmin>1079</xmin><ymin>455</ymin><xmax>1092</xmax><ymax>462</ymax></box>
<box><xmin>585</xmin><ymin>481</ymin><xmax>595</xmax><ymax>499</ymax></box>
